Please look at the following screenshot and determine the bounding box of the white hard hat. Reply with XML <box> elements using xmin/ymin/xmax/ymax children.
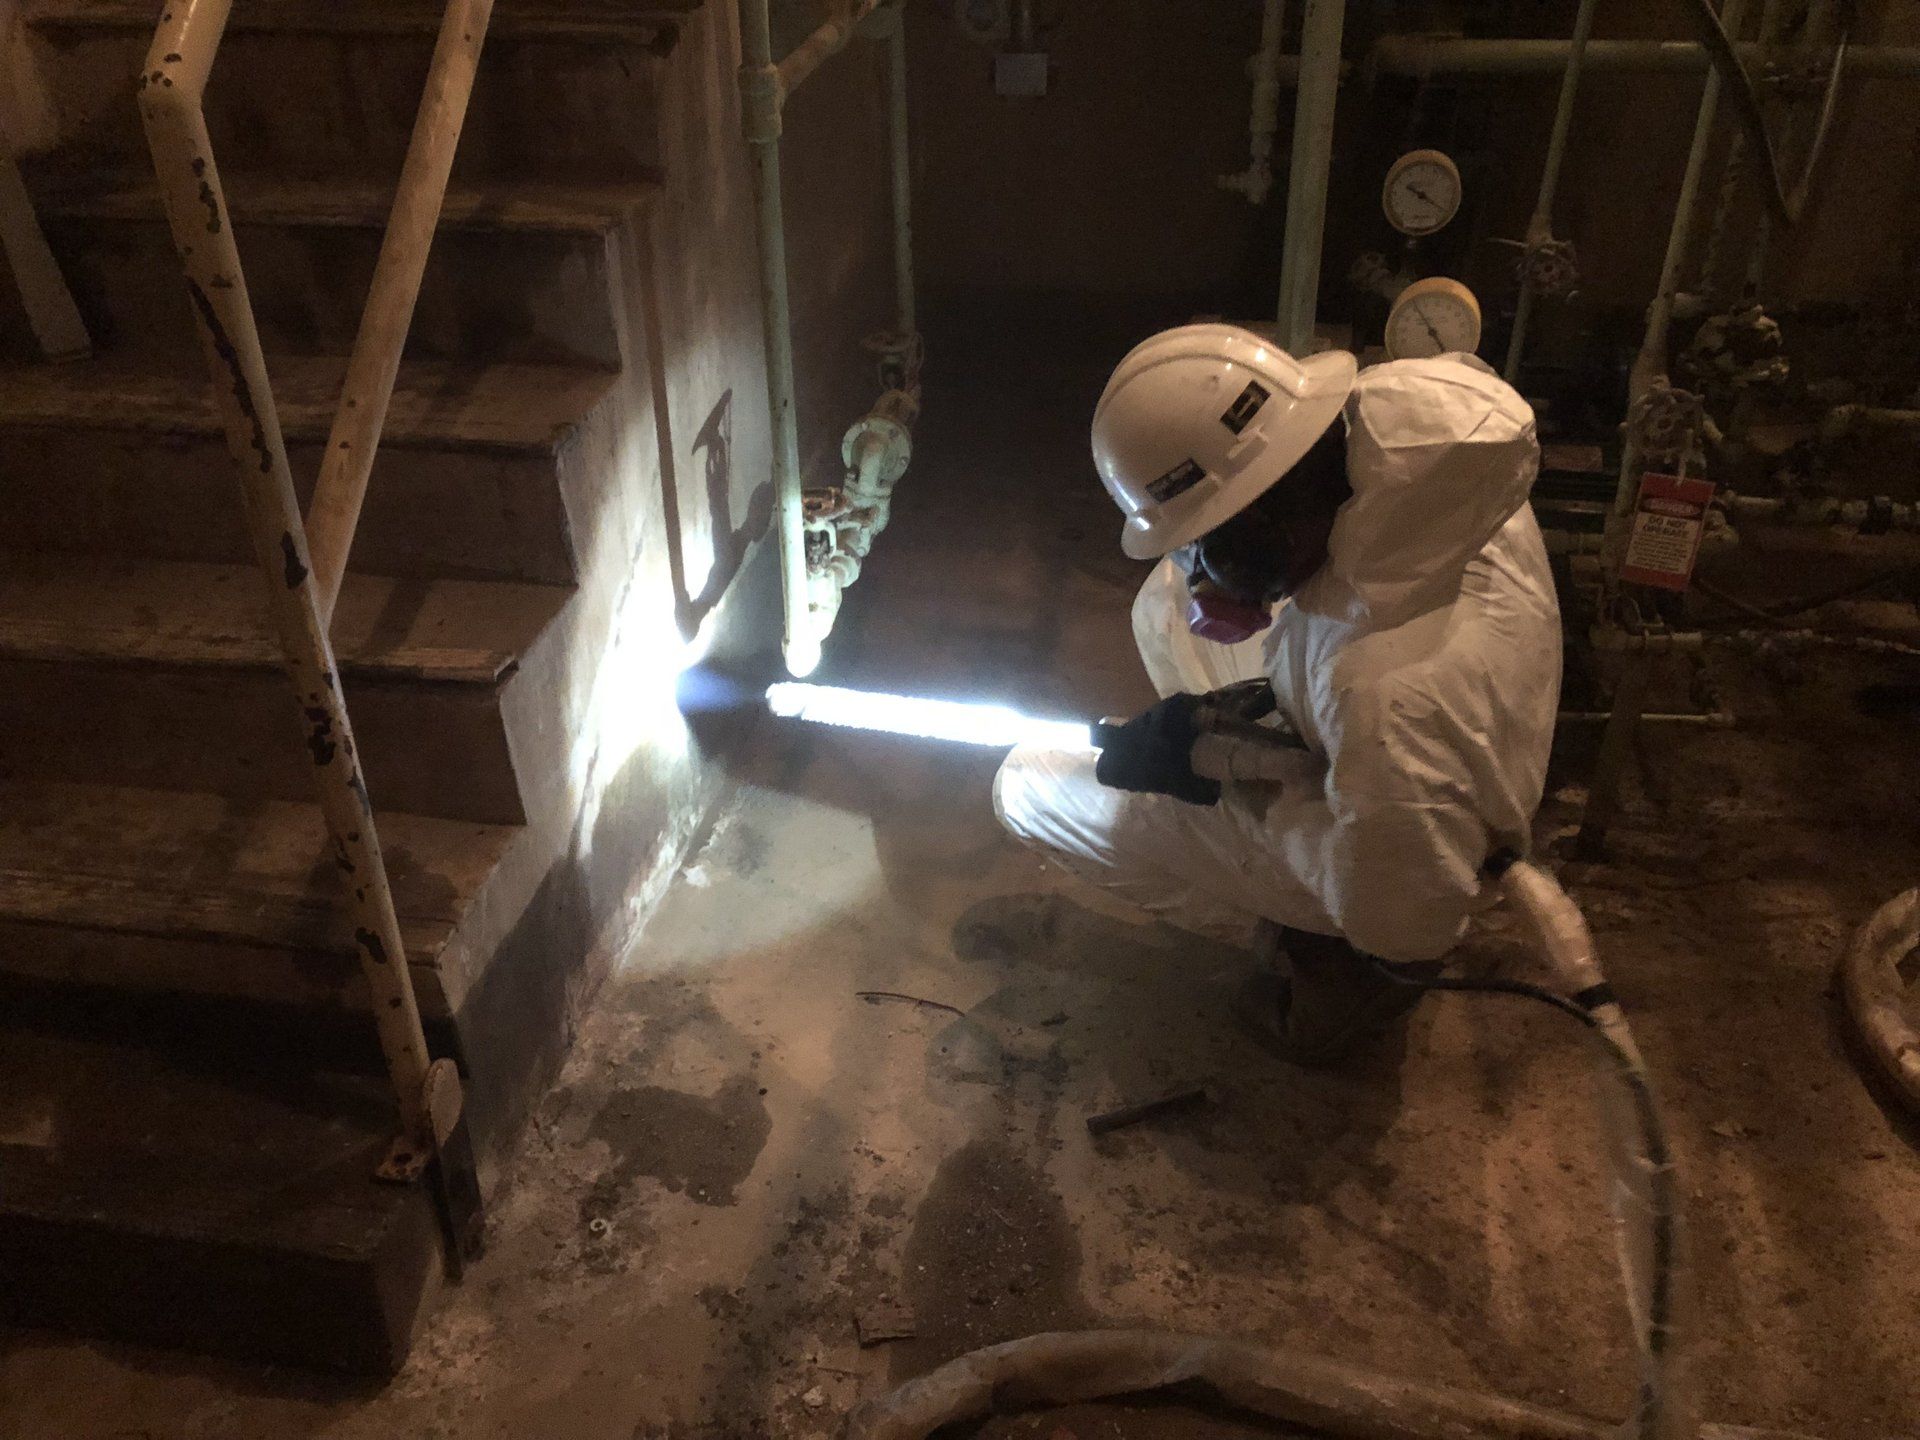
<box><xmin>1092</xmin><ymin>324</ymin><xmax>1358</xmax><ymax>559</ymax></box>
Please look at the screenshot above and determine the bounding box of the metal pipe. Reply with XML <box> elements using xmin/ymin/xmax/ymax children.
<box><xmin>881</xmin><ymin>0</ymin><xmax>916</xmax><ymax>338</ymax></box>
<box><xmin>741</xmin><ymin>0</ymin><xmax>817</xmax><ymax>676</ymax></box>
<box><xmin>1219</xmin><ymin>0</ymin><xmax>1286</xmax><ymax>205</ymax></box>
<box><xmin>777</xmin><ymin>0</ymin><xmax>884</xmax><ymax>98</ymax></box>
<box><xmin>1612</xmin><ymin>0</ymin><xmax>1755</xmax><ymax>531</ymax></box>
<box><xmin>1726</xmin><ymin>490</ymin><xmax>1920</xmax><ymax>531</ymax></box>
<box><xmin>1589</xmin><ymin>626</ymin><xmax>1705</xmax><ymax>654</ymax></box>
<box><xmin>1276</xmin><ymin>0</ymin><xmax>1346</xmax><ymax>354</ymax></box>
<box><xmin>743</xmin><ymin>0</ymin><xmax>919</xmax><ymax>675</ymax></box>
<box><xmin>139</xmin><ymin>0</ymin><xmax>448</xmax><ymax>1171</ymax></box>
<box><xmin>1503</xmin><ymin>0</ymin><xmax>1599</xmax><ymax>383</ymax></box>
<box><xmin>1369</xmin><ymin>35</ymin><xmax>1920</xmax><ymax>80</ymax></box>
<box><xmin>1821</xmin><ymin>404</ymin><xmax>1920</xmax><ymax>437</ymax></box>
<box><xmin>0</xmin><ymin>124</ymin><xmax>90</xmax><ymax>361</ymax></box>
<box><xmin>1738</xmin><ymin>0</ymin><xmax>1798</xmax><ymax>292</ymax></box>
<box><xmin>1559</xmin><ymin>710</ymin><xmax>1735</xmax><ymax>727</ymax></box>
<box><xmin>305</xmin><ymin>0</ymin><xmax>495</xmax><ymax>622</ymax></box>
<box><xmin>1573</xmin><ymin>646</ymin><xmax>1651</xmax><ymax>860</ymax></box>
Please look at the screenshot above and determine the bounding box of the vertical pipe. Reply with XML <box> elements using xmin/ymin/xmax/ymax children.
<box><xmin>306</xmin><ymin>0</ymin><xmax>495</xmax><ymax>624</ymax></box>
<box><xmin>1743</xmin><ymin>0</ymin><xmax>1830</xmax><ymax>295</ymax></box>
<box><xmin>1611</xmin><ymin>0</ymin><xmax>1754</xmax><ymax>526</ymax></box>
<box><xmin>884</xmin><ymin>1</ymin><xmax>916</xmax><ymax>339</ymax></box>
<box><xmin>139</xmin><ymin>0</ymin><xmax>436</xmax><ymax>1149</ymax></box>
<box><xmin>1581</xmin><ymin>0</ymin><xmax>1752</xmax><ymax>864</ymax></box>
<box><xmin>1275</xmin><ymin>0</ymin><xmax>1346</xmax><ymax>355</ymax></box>
<box><xmin>1503</xmin><ymin>0</ymin><xmax>1599</xmax><ymax>383</ymax></box>
<box><xmin>1573</xmin><ymin>648</ymin><xmax>1652</xmax><ymax>861</ymax></box>
<box><xmin>740</xmin><ymin>0</ymin><xmax>817</xmax><ymax>676</ymax></box>
<box><xmin>1220</xmin><ymin>0</ymin><xmax>1285</xmax><ymax>204</ymax></box>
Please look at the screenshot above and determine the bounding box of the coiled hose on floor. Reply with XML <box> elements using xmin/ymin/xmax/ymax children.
<box><xmin>846</xmin><ymin>856</ymin><xmax>1688</xmax><ymax>1440</ymax></box>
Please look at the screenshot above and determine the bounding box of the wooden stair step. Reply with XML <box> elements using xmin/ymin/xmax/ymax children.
<box><xmin>0</xmin><ymin>551</ymin><xmax>570</xmax><ymax>683</ymax></box>
<box><xmin>41</xmin><ymin>170</ymin><xmax>660</xmax><ymax>236</ymax></box>
<box><xmin>0</xmin><ymin>1022</ymin><xmax>441</xmax><ymax>1371</ymax></box>
<box><xmin>0</xmin><ymin>554</ymin><xmax>571</xmax><ymax>823</ymax></box>
<box><xmin>25</xmin><ymin>2</ymin><xmax>680</xmax><ymax>184</ymax></box>
<box><xmin>24</xmin><ymin>0</ymin><xmax>705</xmax><ymax>41</ymax></box>
<box><xmin>0</xmin><ymin>351</ymin><xmax>614</xmax><ymax>454</ymax></box>
<box><xmin>0</xmin><ymin>356</ymin><xmax>599</xmax><ymax>585</ymax></box>
<box><xmin>0</xmin><ymin>779</ymin><xmax>518</xmax><ymax>1013</ymax></box>
<box><xmin>29</xmin><ymin>175</ymin><xmax>652</xmax><ymax>367</ymax></box>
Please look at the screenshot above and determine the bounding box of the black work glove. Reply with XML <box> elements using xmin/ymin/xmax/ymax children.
<box><xmin>1092</xmin><ymin>692</ymin><xmax>1221</xmax><ymax>807</ymax></box>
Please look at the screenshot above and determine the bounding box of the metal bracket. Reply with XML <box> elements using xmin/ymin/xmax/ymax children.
<box><xmin>376</xmin><ymin>1057</ymin><xmax>485</xmax><ymax>1279</ymax></box>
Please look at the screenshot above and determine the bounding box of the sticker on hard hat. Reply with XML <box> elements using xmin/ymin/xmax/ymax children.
<box><xmin>1219</xmin><ymin>380</ymin><xmax>1271</xmax><ymax>435</ymax></box>
<box><xmin>1147</xmin><ymin>458</ymin><xmax>1208</xmax><ymax>503</ymax></box>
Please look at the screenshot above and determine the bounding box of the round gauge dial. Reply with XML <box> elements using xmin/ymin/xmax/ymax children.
<box><xmin>1382</xmin><ymin>149</ymin><xmax>1463</xmax><ymax>236</ymax></box>
<box><xmin>1384</xmin><ymin>276</ymin><xmax>1483</xmax><ymax>359</ymax></box>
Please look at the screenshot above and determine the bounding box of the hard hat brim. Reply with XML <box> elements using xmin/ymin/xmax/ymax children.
<box><xmin>1118</xmin><ymin>349</ymin><xmax>1357</xmax><ymax>560</ymax></box>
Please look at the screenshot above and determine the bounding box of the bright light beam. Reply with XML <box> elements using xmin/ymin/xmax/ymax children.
<box><xmin>766</xmin><ymin>682</ymin><xmax>1092</xmax><ymax>750</ymax></box>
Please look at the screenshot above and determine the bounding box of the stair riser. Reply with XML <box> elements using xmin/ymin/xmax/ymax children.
<box><xmin>0</xmin><ymin>943</ymin><xmax>456</xmax><ymax>1036</ymax></box>
<box><xmin>0</xmin><ymin>427</ymin><xmax>577</xmax><ymax>586</ymax></box>
<box><xmin>0</xmin><ymin>661</ymin><xmax>526</xmax><ymax>825</ymax></box>
<box><xmin>31</xmin><ymin>27</ymin><xmax>666</xmax><ymax>181</ymax></box>
<box><xmin>43</xmin><ymin>215</ymin><xmax>622</xmax><ymax>369</ymax></box>
<box><xmin>0</xmin><ymin>1176</ymin><xmax>440</xmax><ymax>1374</ymax></box>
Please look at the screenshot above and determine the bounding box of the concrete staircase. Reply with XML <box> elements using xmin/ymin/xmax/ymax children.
<box><xmin>0</xmin><ymin>0</ymin><xmax>757</xmax><ymax>1371</ymax></box>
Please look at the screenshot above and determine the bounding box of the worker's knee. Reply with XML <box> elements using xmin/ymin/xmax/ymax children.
<box><xmin>992</xmin><ymin>743</ymin><xmax>1103</xmax><ymax>852</ymax></box>
<box><xmin>991</xmin><ymin>744</ymin><xmax>1049</xmax><ymax>844</ymax></box>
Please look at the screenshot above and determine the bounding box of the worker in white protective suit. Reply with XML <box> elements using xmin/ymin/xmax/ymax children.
<box><xmin>993</xmin><ymin>324</ymin><xmax>1562</xmax><ymax>1065</ymax></box>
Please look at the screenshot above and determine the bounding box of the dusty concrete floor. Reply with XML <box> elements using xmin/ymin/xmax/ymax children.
<box><xmin>5</xmin><ymin>302</ymin><xmax>1920</xmax><ymax>1439</ymax></box>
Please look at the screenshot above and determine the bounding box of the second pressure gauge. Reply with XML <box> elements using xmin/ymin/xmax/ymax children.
<box><xmin>1384</xmin><ymin>277</ymin><xmax>1483</xmax><ymax>359</ymax></box>
<box><xmin>1383</xmin><ymin>149</ymin><xmax>1462</xmax><ymax>236</ymax></box>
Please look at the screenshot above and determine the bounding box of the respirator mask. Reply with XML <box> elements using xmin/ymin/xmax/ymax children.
<box><xmin>1171</xmin><ymin>425</ymin><xmax>1348</xmax><ymax>646</ymax></box>
<box><xmin>1173</xmin><ymin>509</ymin><xmax>1297</xmax><ymax>646</ymax></box>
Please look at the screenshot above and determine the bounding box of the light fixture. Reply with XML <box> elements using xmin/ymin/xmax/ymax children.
<box><xmin>765</xmin><ymin>683</ymin><xmax>1090</xmax><ymax>750</ymax></box>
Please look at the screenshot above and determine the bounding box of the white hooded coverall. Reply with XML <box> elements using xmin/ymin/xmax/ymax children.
<box><xmin>994</xmin><ymin>356</ymin><xmax>1563</xmax><ymax>963</ymax></box>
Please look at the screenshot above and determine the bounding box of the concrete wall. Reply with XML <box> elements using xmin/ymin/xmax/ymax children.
<box><xmin>906</xmin><ymin>1</ymin><xmax>1266</xmax><ymax>303</ymax></box>
<box><xmin>900</xmin><ymin>0</ymin><xmax>1920</xmax><ymax>324</ymax></box>
<box><xmin>0</xmin><ymin>0</ymin><xmax>897</xmax><ymax>1173</ymax></box>
<box><xmin>452</xmin><ymin>0</ymin><xmax>899</xmax><ymax>1170</ymax></box>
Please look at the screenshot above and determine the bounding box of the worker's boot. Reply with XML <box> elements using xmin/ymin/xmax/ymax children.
<box><xmin>1236</xmin><ymin>925</ymin><xmax>1441</xmax><ymax>1067</ymax></box>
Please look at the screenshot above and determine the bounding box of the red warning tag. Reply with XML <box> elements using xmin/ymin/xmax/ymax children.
<box><xmin>1621</xmin><ymin>472</ymin><xmax>1715</xmax><ymax>591</ymax></box>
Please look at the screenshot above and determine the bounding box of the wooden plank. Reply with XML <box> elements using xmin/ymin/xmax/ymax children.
<box><xmin>0</xmin><ymin>781</ymin><xmax>517</xmax><ymax>918</ymax></box>
<box><xmin>0</xmin><ymin>553</ymin><xmax>570</xmax><ymax>682</ymax></box>
<box><xmin>25</xmin><ymin>0</ymin><xmax>704</xmax><ymax>40</ymax></box>
<box><xmin>0</xmin><ymin>870</ymin><xmax>454</xmax><ymax>962</ymax></box>
<box><xmin>44</xmin><ymin>172</ymin><xmax>659</xmax><ymax>235</ymax></box>
<box><xmin>0</xmin><ymin>353</ymin><xmax>613</xmax><ymax>453</ymax></box>
<box><xmin>0</xmin><ymin>780</ymin><xmax>517</xmax><ymax>1005</ymax></box>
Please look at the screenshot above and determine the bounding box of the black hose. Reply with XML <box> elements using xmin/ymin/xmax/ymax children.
<box><xmin>1369</xmin><ymin>905</ymin><xmax>1681</xmax><ymax>1440</ymax></box>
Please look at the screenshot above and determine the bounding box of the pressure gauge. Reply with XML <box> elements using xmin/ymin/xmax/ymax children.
<box><xmin>1384</xmin><ymin>276</ymin><xmax>1482</xmax><ymax>359</ymax></box>
<box><xmin>1382</xmin><ymin>149</ymin><xmax>1462</xmax><ymax>236</ymax></box>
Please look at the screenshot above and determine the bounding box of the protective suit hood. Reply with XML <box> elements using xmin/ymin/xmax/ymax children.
<box><xmin>1306</xmin><ymin>355</ymin><xmax>1539</xmax><ymax>628</ymax></box>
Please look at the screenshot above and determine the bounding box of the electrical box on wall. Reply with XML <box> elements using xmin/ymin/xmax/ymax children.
<box><xmin>994</xmin><ymin>50</ymin><xmax>1048</xmax><ymax>96</ymax></box>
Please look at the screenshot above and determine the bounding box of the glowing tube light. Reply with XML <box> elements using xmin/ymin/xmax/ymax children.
<box><xmin>765</xmin><ymin>683</ymin><xmax>1091</xmax><ymax>750</ymax></box>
